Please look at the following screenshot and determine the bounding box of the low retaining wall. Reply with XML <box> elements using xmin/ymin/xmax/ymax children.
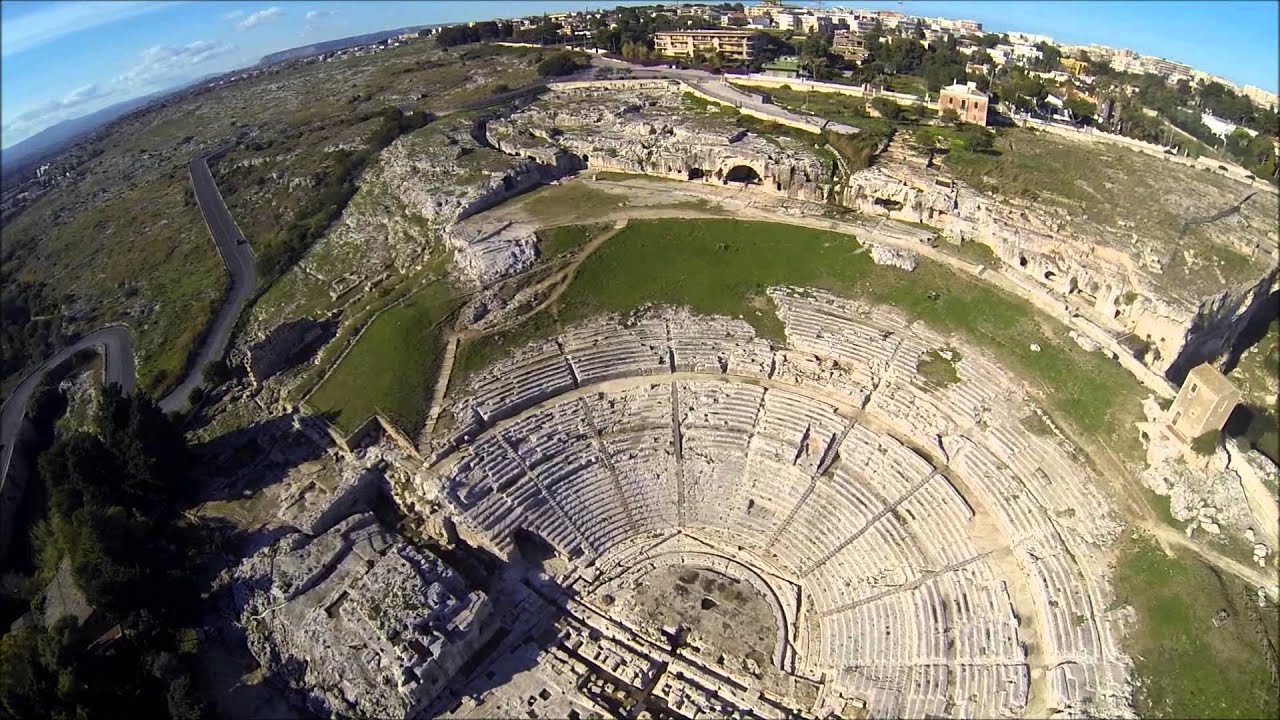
<box><xmin>732</xmin><ymin>75</ymin><xmax>928</xmax><ymax>107</ymax></box>
<box><xmin>681</xmin><ymin>82</ymin><xmax>827</xmax><ymax>135</ymax></box>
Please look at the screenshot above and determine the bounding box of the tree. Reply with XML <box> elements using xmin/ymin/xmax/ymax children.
<box><xmin>1033</xmin><ymin>41</ymin><xmax>1061</xmax><ymax>71</ymax></box>
<box><xmin>1065</xmin><ymin>95</ymin><xmax>1096</xmax><ymax>125</ymax></box>
<box><xmin>940</xmin><ymin>107</ymin><xmax>961</xmax><ymax>125</ymax></box>
<box><xmin>536</xmin><ymin>51</ymin><xmax>580</xmax><ymax>77</ymax></box>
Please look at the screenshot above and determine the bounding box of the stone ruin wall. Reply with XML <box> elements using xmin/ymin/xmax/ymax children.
<box><xmin>486</xmin><ymin>83</ymin><xmax>832</xmax><ymax>206</ymax></box>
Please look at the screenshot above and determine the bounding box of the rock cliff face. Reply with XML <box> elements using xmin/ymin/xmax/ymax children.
<box><xmin>243</xmin><ymin>114</ymin><xmax>562</xmax><ymax>345</ymax></box>
<box><xmin>230</xmin><ymin>512</ymin><xmax>493</xmax><ymax>718</ymax></box>
<box><xmin>835</xmin><ymin>134</ymin><xmax>1279</xmax><ymax>381</ymax></box>
<box><xmin>486</xmin><ymin>84</ymin><xmax>833</xmax><ymax>204</ymax></box>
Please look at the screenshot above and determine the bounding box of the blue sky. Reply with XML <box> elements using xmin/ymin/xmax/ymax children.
<box><xmin>2</xmin><ymin>1</ymin><xmax>1277</xmax><ymax>148</ymax></box>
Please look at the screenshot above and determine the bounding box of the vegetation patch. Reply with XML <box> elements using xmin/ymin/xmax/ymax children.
<box><xmin>536</xmin><ymin>223</ymin><xmax>613</xmax><ymax>258</ymax></box>
<box><xmin>916</xmin><ymin>348</ymin><xmax>961</xmax><ymax>387</ymax></box>
<box><xmin>1113</xmin><ymin>533</ymin><xmax>1280</xmax><ymax>719</ymax></box>
<box><xmin>308</xmin><ymin>282</ymin><xmax>461</xmax><ymax>435</ymax></box>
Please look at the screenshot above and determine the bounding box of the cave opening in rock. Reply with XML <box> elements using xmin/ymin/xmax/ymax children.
<box><xmin>873</xmin><ymin>197</ymin><xmax>904</xmax><ymax>212</ymax></box>
<box><xmin>688</xmin><ymin>167</ymin><xmax>705</xmax><ymax>180</ymax></box>
<box><xmin>1018</xmin><ymin>256</ymin><xmax>1029</xmax><ymax>268</ymax></box>
<box><xmin>1044</xmin><ymin>271</ymin><xmax>1058</xmax><ymax>281</ymax></box>
<box><xmin>723</xmin><ymin>165</ymin><xmax>762</xmax><ymax>184</ymax></box>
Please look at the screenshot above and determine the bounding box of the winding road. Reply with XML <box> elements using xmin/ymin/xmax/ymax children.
<box><xmin>0</xmin><ymin>152</ymin><xmax>256</xmax><ymax>555</ymax></box>
<box><xmin>159</xmin><ymin>153</ymin><xmax>258</xmax><ymax>414</ymax></box>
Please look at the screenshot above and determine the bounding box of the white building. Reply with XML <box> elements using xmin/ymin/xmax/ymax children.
<box><xmin>1201</xmin><ymin>113</ymin><xmax>1259</xmax><ymax>139</ymax></box>
<box><xmin>1008</xmin><ymin>31</ymin><xmax>1052</xmax><ymax>45</ymax></box>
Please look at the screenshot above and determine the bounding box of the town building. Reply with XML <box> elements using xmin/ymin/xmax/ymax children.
<box><xmin>1061</xmin><ymin>57</ymin><xmax>1089</xmax><ymax>76</ymax></box>
<box><xmin>939</xmin><ymin>81</ymin><xmax>990</xmax><ymax>125</ymax></box>
<box><xmin>797</xmin><ymin>14</ymin><xmax>832</xmax><ymax>34</ymax></box>
<box><xmin>654</xmin><ymin>29</ymin><xmax>764</xmax><ymax>61</ymax></box>
<box><xmin>832</xmin><ymin>30</ymin><xmax>868</xmax><ymax>62</ymax></box>
<box><xmin>1201</xmin><ymin>113</ymin><xmax>1258</xmax><ymax>139</ymax></box>
<box><xmin>1242</xmin><ymin>84</ymin><xmax>1279</xmax><ymax>111</ymax></box>
<box><xmin>1165</xmin><ymin>363</ymin><xmax>1242</xmax><ymax>442</ymax></box>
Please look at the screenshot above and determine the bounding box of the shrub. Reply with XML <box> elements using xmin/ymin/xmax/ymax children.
<box><xmin>870</xmin><ymin>96</ymin><xmax>902</xmax><ymax>121</ymax></box>
<box><xmin>536</xmin><ymin>52</ymin><xmax>580</xmax><ymax>78</ymax></box>
<box><xmin>1190</xmin><ymin>429</ymin><xmax>1221</xmax><ymax>457</ymax></box>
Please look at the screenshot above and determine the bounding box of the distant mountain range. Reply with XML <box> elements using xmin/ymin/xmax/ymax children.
<box><xmin>258</xmin><ymin>25</ymin><xmax>433</xmax><ymax>65</ymax></box>
<box><xmin>1</xmin><ymin>75</ymin><xmax>220</xmax><ymax>177</ymax></box>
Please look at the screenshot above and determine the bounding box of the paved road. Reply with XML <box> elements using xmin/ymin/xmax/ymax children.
<box><xmin>0</xmin><ymin>325</ymin><xmax>135</xmax><ymax>556</ymax></box>
<box><xmin>586</xmin><ymin>56</ymin><xmax>859</xmax><ymax>135</ymax></box>
<box><xmin>158</xmin><ymin>154</ymin><xmax>258</xmax><ymax>413</ymax></box>
<box><xmin>1</xmin><ymin>151</ymin><xmax>256</xmax><ymax>553</ymax></box>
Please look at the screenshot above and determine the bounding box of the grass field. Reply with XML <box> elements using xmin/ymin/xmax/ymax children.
<box><xmin>1113</xmin><ymin>533</ymin><xmax>1280</xmax><ymax>719</ymax></box>
<box><xmin>454</xmin><ymin>218</ymin><xmax>1148</xmax><ymax>461</ymax></box>
<box><xmin>536</xmin><ymin>222</ymin><xmax>614</xmax><ymax>259</ymax></box>
<box><xmin>307</xmin><ymin>282</ymin><xmax>461</xmax><ymax>435</ymax></box>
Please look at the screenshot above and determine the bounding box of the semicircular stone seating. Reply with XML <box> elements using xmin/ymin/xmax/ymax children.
<box><xmin>424</xmin><ymin>297</ymin><xmax>1134</xmax><ymax>718</ymax></box>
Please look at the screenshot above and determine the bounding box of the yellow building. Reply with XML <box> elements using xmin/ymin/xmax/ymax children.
<box><xmin>832</xmin><ymin>30</ymin><xmax>868</xmax><ymax>62</ymax></box>
<box><xmin>654</xmin><ymin>30</ymin><xmax>763</xmax><ymax>62</ymax></box>
<box><xmin>1061</xmin><ymin>57</ymin><xmax>1089</xmax><ymax>76</ymax></box>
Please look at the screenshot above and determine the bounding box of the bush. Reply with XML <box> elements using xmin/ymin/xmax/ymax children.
<box><xmin>870</xmin><ymin>96</ymin><xmax>902</xmax><ymax>121</ymax></box>
<box><xmin>536</xmin><ymin>52</ymin><xmax>580</xmax><ymax>78</ymax></box>
<box><xmin>955</xmin><ymin>124</ymin><xmax>995</xmax><ymax>153</ymax></box>
<box><xmin>1190</xmin><ymin>429</ymin><xmax>1221</xmax><ymax>457</ymax></box>
<box><xmin>201</xmin><ymin>358</ymin><xmax>231</xmax><ymax>386</ymax></box>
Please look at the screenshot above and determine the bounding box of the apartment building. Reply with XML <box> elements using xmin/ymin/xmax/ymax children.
<box><xmin>654</xmin><ymin>29</ymin><xmax>764</xmax><ymax>61</ymax></box>
<box><xmin>1242</xmin><ymin>85</ymin><xmax>1278</xmax><ymax>111</ymax></box>
<box><xmin>832</xmin><ymin>30</ymin><xmax>868</xmax><ymax>62</ymax></box>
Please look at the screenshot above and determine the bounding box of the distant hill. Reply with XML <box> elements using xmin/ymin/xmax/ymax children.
<box><xmin>258</xmin><ymin>25</ymin><xmax>433</xmax><ymax>65</ymax></box>
<box><xmin>0</xmin><ymin>75</ymin><xmax>218</xmax><ymax>178</ymax></box>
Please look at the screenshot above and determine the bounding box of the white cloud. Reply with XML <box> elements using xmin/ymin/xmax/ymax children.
<box><xmin>222</xmin><ymin>10</ymin><xmax>244</xmax><ymax>20</ymax></box>
<box><xmin>4</xmin><ymin>83</ymin><xmax>118</xmax><ymax>145</ymax></box>
<box><xmin>115</xmin><ymin>40</ymin><xmax>237</xmax><ymax>87</ymax></box>
<box><xmin>4</xmin><ymin>36</ymin><xmax>239</xmax><ymax>148</ymax></box>
<box><xmin>305</xmin><ymin>10</ymin><xmax>334</xmax><ymax>21</ymax></box>
<box><xmin>1</xmin><ymin>1</ymin><xmax>187</xmax><ymax>57</ymax></box>
<box><xmin>238</xmin><ymin>6</ymin><xmax>283</xmax><ymax>31</ymax></box>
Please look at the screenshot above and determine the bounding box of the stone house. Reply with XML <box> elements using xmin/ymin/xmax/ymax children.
<box><xmin>939</xmin><ymin>81</ymin><xmax>989</xmax><ymax>125</ymax></box>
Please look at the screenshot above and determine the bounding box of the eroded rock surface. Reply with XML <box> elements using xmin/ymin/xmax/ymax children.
<box><xmin>487</xmin><ymin>82</ymin><xmax>833</xmax><ymax>204</ymax></box>
<box><xmin>230</xmin><ymin>512</ymin><xmax>493</xmax><ymax>718</ymax></box>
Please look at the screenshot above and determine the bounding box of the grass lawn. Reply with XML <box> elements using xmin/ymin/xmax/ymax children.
<box><xmin>536</xmin><ymin>222</ymin><xmax>613</xmax><ymax>259</ymax></box>
<box><xmin>307</xmin><ymin>282</ymin><xmax>461</xmax><ymax>435</ymax></box>
<box><xmin>454</xmin><ymin>218</ymin><xmax>1147</xmax><ymax>460</ymax></box>
<box><xmin>1113</xmin><ymin>533</ymin><xmax>1280</xmax><ymax>719</ymax></box>
<box><xmin>521</xmin><ymin>183</ymin><xmax>633</xmax><ymax>226</ymax></box>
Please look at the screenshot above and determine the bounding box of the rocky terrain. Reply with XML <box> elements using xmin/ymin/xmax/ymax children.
<box><xmin>228</xmin><ymin>511</ymin><xmax>493</xmax><ymax>718</ymax></box>
<box><xmin>838</xmin><ymin>131</ymin><xmax>1279</xmax><ymax>382</ymax></box>
<box><xmin>486</xmin><ymin>81</ymin><xmax>834</xmax><ymax>203</ymax></box>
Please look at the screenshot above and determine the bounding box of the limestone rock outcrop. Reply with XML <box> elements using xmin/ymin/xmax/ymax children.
<box><xmin>230</xmin><ymin>512</ymin><xmax>493</xmax><ymax>719</ymax></box>
<box><xmin>836</xmin><ymin>133</ymin><xmax>1279</xmax><ymax>381</ymax></box>
<box><xmin>486</xmin><ymin>83</ymin><xmax>833</xmax><ymax>204</ymax></box>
